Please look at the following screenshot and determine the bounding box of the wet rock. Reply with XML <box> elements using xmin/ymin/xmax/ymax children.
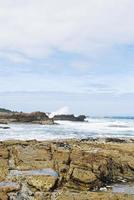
<box><xmin>105</xmin><ymin>138</ymin><xmax>127</xmax><ymax>143</ymax></box>
<box><xmin>0</xmin><ymin>111</ymin><xmax>54</xmax><ymax>125</ymax></box>
<box><xmin>0</xmin><ymin>126</ymin><xmax>10</xmax><ymax>129</ymax></box>
<box><xmin>53</xmin><ymin>114</ymin><xmax>86</xmax><ymax>122</ymax></box>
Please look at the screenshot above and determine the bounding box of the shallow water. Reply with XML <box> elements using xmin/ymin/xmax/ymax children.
<box><xmin>9</xmin><ymin>169</ymin><xmax>58</xmax><ymax>177</ymax></box>
<box><xmin>0</xmin><ymin>182</ymin><xmax>19</xmax><ymax>187</ymax></box>
<box><xmin>112</xmin><ymin>183</ymin><xmax>134</xmax><ymax>195</ymax></box>
<box><xmin>0</xmin><ymin>117</ymin><xmax>134</xmax><ymax>140</ymax></box>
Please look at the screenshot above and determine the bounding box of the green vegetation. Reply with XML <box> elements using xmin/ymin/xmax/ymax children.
<box><xmin>0</xmin><ymin>108</ymin><xmax>12</xmax><ymax>113</ymax></box>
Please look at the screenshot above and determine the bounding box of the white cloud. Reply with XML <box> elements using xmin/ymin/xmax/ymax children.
<box><xmin>0</xmin><ymin>0</ymin><xmax>134</xmax><ymax>60</ymax></box>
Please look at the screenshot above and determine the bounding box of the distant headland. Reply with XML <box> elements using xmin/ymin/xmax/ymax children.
<box><xmin>0</xmin><ymin>108</ymin><xmax>86</xmax><ymax>125</ymax></box>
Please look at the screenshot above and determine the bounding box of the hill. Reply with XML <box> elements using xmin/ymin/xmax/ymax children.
<box><xmin>0</xmin><ymin>108</ymin><xmax>12</xmax><ymax>113</ymax></box>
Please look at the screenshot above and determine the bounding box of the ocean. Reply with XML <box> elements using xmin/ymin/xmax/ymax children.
<box><xmin>0</xmin><ymin>117</ymin><xmax>134</xmax><ymax>141</ymax></box>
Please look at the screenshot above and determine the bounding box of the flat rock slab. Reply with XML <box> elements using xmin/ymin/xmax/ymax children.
<box><xmin>12</xmin><ymin>145</ymin><xmax>53</xmax><ymax>170</ymax></box>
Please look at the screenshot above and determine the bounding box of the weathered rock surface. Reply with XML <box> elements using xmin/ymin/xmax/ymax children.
<box><xmin>27</xmin><ymin>175</ymin><xmax>58</xmax><ymax>192</ymax></box>
<box><xmin>54</xmin><ymin>190</ymin><xmax>134</xmax><ymax>200</ymax></box>
<box><xmin>0</xmin><ymin>138</ymin><xmax>133</xmax><ymax>199</ymax></box>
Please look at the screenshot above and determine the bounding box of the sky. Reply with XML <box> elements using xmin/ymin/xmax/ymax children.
<box><xmin>0</xmin><ymin>0</ymin><xmax>134</xmax><ymax>116</ymax></box>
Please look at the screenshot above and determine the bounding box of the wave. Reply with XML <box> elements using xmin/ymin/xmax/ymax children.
<box><xmin>0</xmin><ymin>117</ymin><xmax>134</xmax><ymax>140</ymax></box>
<box><xmin>49</xmin><ymin>106</ymin><xmax>70</xmax><ymax>118</ymax></box>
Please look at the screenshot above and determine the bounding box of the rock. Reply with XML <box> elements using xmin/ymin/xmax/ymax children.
<box><xmin>0</xmin><ymin>139</ymin><xmax>133</xmax><ymax>199</ymax></box>
<box><xmin>34</xmin><ymin>192</ymin><xmax>51</xmax><ymax>200</ymax></box>
<box><xmin>12</xmin><ymin>145</ymin><xmax>53</xmax><ymax>170</ymax></box>
<box><xmin>55</xmin><ymin>190</ymin><xmax>134</xmax><ymax>200</ymax></box>
<box><xmin>0</xmin><ymin>159</ymin><xmax>8</xmax><ymax>181</ymax></box>
<box><xmin>53</xmin><ymin>114</ymin><xmax>86</xmax><ymax>121</ymax></box>
<box><xmin>0</xmin><ymin>111</ymin><xmax>54</xmax><ymax>125</ymax></box>
<box><xmin>0</xmin><ymin>182</ymin><xmax>20</xmax><ymax>192</ymax></box>
<box><xmin>27</xmin><ymin>175</ymin><xmax>58</xmax><ymax>192</ymax></box>
<box><xmin>30</xmin><ymin>119</ymin><xmax>54</xmax><ymax>125</ymax></box>
<box><xmin>0</xmin><ymin>145</ymin><xmax>9</xmax><ymax>159</ymax></box>
<box><xmin>71</xmin><ymin>168</ymin><xmax>97</xmax><ymax>184</ymax></box>
<box><xmin>0</xmin><ymin>119</ymin><xmax>8</xmax><ymax>124</ymax></box>
<box><xmin>0</xmin><ymin>192</ymin><xmax>8</xmax><ymax>200</ymax></box>
<box><xmin>9</xmin><ymin>183</ymin><xmax>34</xmax><ymax>200</ymax></box>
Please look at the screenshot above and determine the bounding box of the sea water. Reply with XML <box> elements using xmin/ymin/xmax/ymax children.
<box><xmin>0</xmin><ymin>117</ymin><xmax>134</xmax><ymax>141</ymax></box>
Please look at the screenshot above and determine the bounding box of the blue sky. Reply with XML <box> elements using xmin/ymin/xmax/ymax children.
<box><xmin>0</xmin><ymin>0</ymin><xmax>134</xmax><ymax>116</ymax></box>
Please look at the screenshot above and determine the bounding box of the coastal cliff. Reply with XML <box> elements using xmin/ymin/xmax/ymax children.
<box><xmin>0</xmin><ymin>138</ymin><xmax>133</xmax><ymax>199</ymax></box>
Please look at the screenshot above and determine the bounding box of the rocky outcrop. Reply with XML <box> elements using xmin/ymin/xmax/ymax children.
<box><xmin>53</xmin><ymin>114</ymin><xmax>86</xmax><ymax>121</ymax></box>
<box><xmin>0</xmin><ymin>109</ymin><xmax>86</xmax><ymax>124</ymax></box>
<box><xmin>0</xmin><ymin>111</ymin><xmax>54</xmax><ymax>125</ymax></box>
<box><xmin>0</xmin><ymin>139</ymin><xmax>133</xmax><ymax>199</ymax></box>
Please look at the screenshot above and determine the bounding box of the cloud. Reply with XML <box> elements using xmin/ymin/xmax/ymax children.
<box><xmin>0</xmin><ymin>0</ymin><xmax>134</xmax><ymax>115</ymax></box>
<box><xmin>0</xmin><ymin>0</ymin><xmax>134</xmax><ymax>61</ymax></box>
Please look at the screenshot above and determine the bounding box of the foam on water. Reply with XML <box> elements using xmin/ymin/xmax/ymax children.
<box><xmin>0</xmin><ymin>117</ymin><xmax>134</xmax><ymax>140</ymax></box>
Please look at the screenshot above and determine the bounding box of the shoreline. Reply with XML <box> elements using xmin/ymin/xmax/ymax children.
<box><xmin>0</xmin><ymin>138</ymin><xmax>133</xmax><ymax>199</ymax></box>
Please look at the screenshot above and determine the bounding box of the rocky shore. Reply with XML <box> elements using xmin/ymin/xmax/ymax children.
<box><xmin>0</xmin><ymin>138</ymin><xmax>134</xmax><ymax>199</ymax></box>
<box><xmin>0</xmin><ymin>112</ymin><xmax>54</xmax><ymax>125</ymax></box>
<box><xmin>0</xmin><ymin>110</ymin><xmax>86</xmax><ymax>125</ymax></box>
